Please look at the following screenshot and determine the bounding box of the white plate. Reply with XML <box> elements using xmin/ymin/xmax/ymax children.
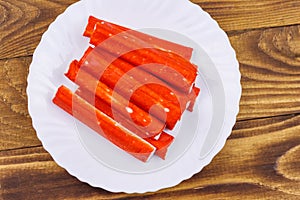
<box><xmin>27</xmin><ymin>0</ymin><xmax>241</xmax><ymax>193</ymax></box>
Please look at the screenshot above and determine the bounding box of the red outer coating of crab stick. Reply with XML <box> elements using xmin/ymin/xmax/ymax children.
<box><xmin>52</xmin><ymin>85</ymin><xmax>156</xmax><ymax>162</ymax></box>
<box><xmin>84</xmin><ymin>16</ymin><xmax>193</xmax><ymax>60</ymax></box>
<box><xmin>75</xmin><ymin>48</ymin><xmax>183</xmax><ymax>129</ymax></box>
<box><xmin>65</xmin><ymin>60</ymin><xmax>165</xmax><ymax>136</ymax></box>
<box><xmin>90</xmin><ymin>23</ymin><xmax>197</xmax><ymax>94</ymax></box>
<box><xmin>75</xmin><ymin>88</ymin><xmax>174</xmax><ymax>159</ymax></box>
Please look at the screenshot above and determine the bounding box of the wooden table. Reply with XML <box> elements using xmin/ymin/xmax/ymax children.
<box><xmin>1</xmin><ymin>0</ymin><xmax>299</xmax><ymax>199</ymax></box>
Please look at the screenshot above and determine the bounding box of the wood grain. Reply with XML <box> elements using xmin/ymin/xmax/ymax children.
<box><xmin>230</xmin><ymin>25</ymin><xmax>300</xmax><ymax>120</ymax></box>
<box><xmin>1</xmin><ymin>115</ymin><xmax>299</xmax><ymax>199</ymax></box>
<box><xmin>0</xmin><ymin>57</ymin><xmax>40</xmax><ymax>151</ymax></box>
<box><xmin>192</xmin><ymin>0</ymin><xmax>300</xmax><ymax>32</ymax></box>
<box><xmin>259</xmin><ymin>26</ymin><xmax>300</xmax><ymax>67</ymax></box>
<box><xmin>0</xmin><ymin>0</ymin><xmax>77</xmax><ymax>60</ymax></box>
<box><xmin>1</xmin><ymin>0</ymin><xmax>300</xmax><ymax>59</ymax></box>
<box><xmin>1</xmin><ymin>0</ymin><xmax>300</xmax><ymax>199</ymax></box>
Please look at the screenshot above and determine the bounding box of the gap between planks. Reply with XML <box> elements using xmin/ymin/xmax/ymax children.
<box><xmin>1</xmin><ymin>113</ymin><xmax>299</xmax><ymax>153</ymax></box>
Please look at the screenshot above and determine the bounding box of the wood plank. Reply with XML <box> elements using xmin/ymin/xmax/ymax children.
<box><xmin>120</xmin><ymin>184</ymin><xmax>300</xmax><ymax>200</ymax></box>
<box><xmin>230</xmin><ymin>25</ymin><xmax>300</xmax><ymax>120</ymax></box>
<box><xmin>0</xmin><ymin>0</ymin><xmax>77</xmax><ymax>60</ymax></box>
<box><xmin>0</xmin><ymin>57</ymin><xmax>41</xmax><ymax>151</ymax></box>
<box><xmin>1</xmin><ymin>0</ymin><xmax>300</xmax><ymax>59</ymax></box>
<box><xmin>0</xmin><ymin>147</ymin><xmax>129</xmax><ymax>200</ymax></box>
<box><xmin>1</xmin><ymin>115</ymin><xmax>299</xmax><ymax>199</ymax></box>
<box><xmin>1</xmin><ymin>0</ymin><xmax>299</xmax><ymax>199</ymax></box>
<box><xmin>192</xmin><ymin>0</ymin><xmax>300</xmax><ymax>32</ymax></box>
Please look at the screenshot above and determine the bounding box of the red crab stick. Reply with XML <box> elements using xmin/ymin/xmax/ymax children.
<box><xmin>96</xmin><ymin>51</ymin><xmax>192</xmax><ymax>113</ymax></box>
<box><xmin>84</xmin><ymin>16</ymin><xmax>193</xmax><ymax>60</ymax></box>
<box><xmin>79</xmin><ymin>47</ymin><xmax>199</xmax><ymax>113</ymax></box>
<box><xmin>75</xmin><ymin>48</ymin><xmax>183</xmax><ymax>129</ymax></box>
<box><xmin>187</xmin><ymin>86</ymin><xmax>201</xmax><ymax>112</ymax></box>
<box><xmin>52</xmin><ymin>86</ymin><xmax>156</xmax><ymax>162</ymax></box>
<box><xmin>89</xmin><ymin>21</ymin><xmax>197</xmax><ymax>74</ymax></box>
<box><xmin>89</xmin><ymin>47</ymin><xmax>200</xmax><ymax>113</ymax></box>
<box><xmin>145</xmin><ymin>132</ymin><xmax>175</xmax><ymax>160</ymax></box>
<box><xmin>90</xmin><ymin>23</ymin><xmax>197</xmax><ymax>94</ymax></box>
<box><xmin>65</xmin><ymin>60</ymin><xmax>165</xmax><ymax>137</ymax></box>
<box><xmin>76</xmin><ymin>88</ymin><xmax>174</xmax><ymax>159</ymax></box>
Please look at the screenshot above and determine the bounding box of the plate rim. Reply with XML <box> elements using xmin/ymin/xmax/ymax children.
<box><xmin>27</xmin><ymin>0</ymin><xmax>241</xmax><ymax>193</ymax></box>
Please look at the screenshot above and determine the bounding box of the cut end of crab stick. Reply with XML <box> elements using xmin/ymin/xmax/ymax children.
<box><xmin>145</xmin><ymin>132</ymin><xmax>174</xmax><ymax>160</ymax></box>
<box><xmin>187</xmin><ymin>86</ymin><xmax>201</xmax><ymax>112</ymax></box>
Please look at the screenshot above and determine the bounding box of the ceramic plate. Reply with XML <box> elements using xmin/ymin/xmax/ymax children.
<box><xmin>27</xmin><ymin>0</ymin><xmax>241</xmax><ymax>193</ymax></box>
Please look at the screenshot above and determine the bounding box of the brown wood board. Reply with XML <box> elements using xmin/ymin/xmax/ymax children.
<box><xmin>0</xmin><ymin>0</ymin><xmax>299</xmax><ymax>199</ymax></box>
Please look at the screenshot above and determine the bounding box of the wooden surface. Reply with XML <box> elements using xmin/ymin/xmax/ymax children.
<box><xmin>0</xmin><ymin>0</ymin><xmax>299</xmax><ymax>199</ymax></box>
